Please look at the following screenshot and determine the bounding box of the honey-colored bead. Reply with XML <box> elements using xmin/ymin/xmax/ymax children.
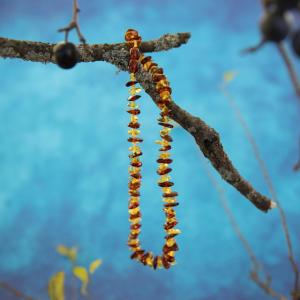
<box><xmin>130</xmin><ymin>217</ymin><xmax>141</xmax><ymax>224</ymax></box>
<box><xmin>166</xmin><ymin>238</ymin><xmax>176</xmax><ymax>247</ymax></box>
<box><xmin>125</xmin><ymin>29</ymin><xmax>139</xmax><ymax>41</ymax></box>
<box><xmin>156</xmin><ymin>79</ymin><xmax>169</xmax><ymax>90</ymax></box>
<box><xmin>159</xmin><ymin>152</ymin><xmax>171</xmax><ymax>159</ymax></box>
<box><xmin>166</xmin><ymin>228</ymin><xmax>181</xmax><ymax>236</ymax></box>
<box><xmin>130</xmin><ymin>87</ymin><xmax>142</xmax><ymax>95</ymax></box>
<box><xmin>129</xmin><ymin>207</ymin><xmax>140</xmax><ymax>215</ymax></box>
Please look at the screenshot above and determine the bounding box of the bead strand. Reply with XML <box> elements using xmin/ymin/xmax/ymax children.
<box><xmin>125</xmin><ymin>29</ymin><xmax>180</xmax><ymax>270</ymax></box>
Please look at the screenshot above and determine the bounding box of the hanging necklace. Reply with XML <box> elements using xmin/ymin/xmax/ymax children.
<box><xmin>125</xmin><ymin>29</ymin><xmax>180</xmax><ymax>270</ymax></box>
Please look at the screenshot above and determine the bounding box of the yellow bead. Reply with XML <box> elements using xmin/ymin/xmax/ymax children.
<box><xmin>159</xmin><ymin>152</ymin><xmax>171</xmax><ymax>159</ymax></box>
<box><xmin>163</xmin><ymin>198</ymin><xmax>176</xmax><ymax>204</ymax></box>
<box><xmin>162</xmin><ymin>187</ymin><xmax>172</xmax><ymax>193</ymax></box>
<box><xmin>129</xmin><ymin>207</ymin><xmax>140</xmax><ymax>215</ymax></box>
<box><xmin>130</xmin><ymin>74</ymin><xmax>135</xmax><ymax>81</ymax></box>
<box><xmin>129</xmin><ymin>145</ymin><xmax>141</xmax><ymax>152</ymax></box>
<box><xmin>131</xmin><ymin>229</ymin><xmax>140</xmax><ymax>235</ymax></box>
<box><xmin>146</xmin><ymin>253</ymin><xmax>154</xmax><ymax>267</ymax></box>
<box><xmin>130</xmin><ymin>217</ymin><xmax>142</xmax><ymax>224</ymax></box>
<box><xmin>157</xmin><ymin>257</ymin><xmax>163</xmax><ymax>269</ymax></box>
<box><xmin>130</xmin><ymin>115</ymin><xmax>138</xmax><ymax>122</ymax></box>
<box><xmin>130</xmin><ymin>87</ymin><xmax>142</xmax><ymax>95</ymax></box>
<box><xmin>166</xmin><ymin>238</ymin><xmax>176</xmax><ymax>247</ymax></box>
<box><xmin>168</xmin><ymin>251</ymin><xmax>175</xmax><ymax>257</ymax></box>
<box><xmin>167</xmin><ymin>228</ymin><xmax>181</xmax><ymax>235</ymax></box>
<box><xmin>159</xmin><ymin>175</ymin><xmax>171</xmax><ymax>182</ymax></box>
<box><xmin>143</xmin><ymin>61</ymin><xmax>152</xmax><ymax>71</ymax></box>
<box><xmin>128</xmin><ymin>129</ymin><xmax>140</xmax><ymax>136</ymax></box>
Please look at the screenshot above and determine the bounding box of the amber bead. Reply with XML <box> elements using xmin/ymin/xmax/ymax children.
<box><xmin>131</xmin><ymin>250</ymin><xmax>144</xmax><ymax>259</ymax></box>
<box><xmin>128</xmin><ymin>137</ymin><xmax>143</xmax><ymax>143</ymax></box>
<box><xmin>128</xmin><ymin>95</ymin><xmax>141</xmax><ymax>102</ymax></box>
<box><xmin>130</xmin><ymin>161</ymin><xmax>143</xmax><ymax>168</ymax></box>
<box><xmin>130</xmin><ymin>47</ymin><xmax>140</xmax><ymax>60</ymax></box>
<box><xmin>163</xmin><ymin>243</ymin><xmax>179</xmax><ymax>254</ymax></box>
<box><xmin>161</xmin><ymin>257</ymin><xmax>170</xmax><ymax>269</ymax></box>
<box><xmin>129</xmin><ymin>59</ymin><xmax>138</xmax><ymax>73</ymax></box>
<box><xmin>140</xmin><ymin>253</ymin><xmax>150</xmax><ymax>265</ymax></box>
<box><xmin>164</xmin><ymin>221</ymin><xmax>178</xmax><ymax>230</ymax></box>
<box><xmin>129</xmin><ymin>191</ymin><xmax>140</xmax><ymax>197</ymax></box>
<box><xmin>157</xmin><ymin>168</ymin><xmax>172</xmax><ymax>176</ymax></box>
<box><xmin>125</xmin><ymin>29</ymin><xmax>140</xmax><ymax>41</ymax></box>
<box><xmin>129</xmin><ymin>232</ymin><xmax>139</xmax><ymax>239</ymax></box>
<box><xmin>159</xmin><ymin>145</ymin><xmax>172</xmax><ymax>151</ymax></box>
<box><xmin>158</xmin><ymin>122</ymin><xmax>173</xmax><ymax>128</ymax></box>
<box><xmin>129</xmin><ymin>181</ymin><xmax>141</xmax><ymax>190</ymax></box>
<box><xmin>141</xmin><ymin>56</ymin><xmax>152</xmax><ymax>64</ymax></box>
<box><xmin>159</xmin><ymin>181</ymin><xmax>174</xmax><ymax>188</ymax></box>
<box><xmin>130</xmin><ymin>172</ymin><xmax>142</xmax><ymax>179</ymax></box>
<box><xmin>129</xmin><ymin>152</ymin><xmax>143</xmax><ymax>159</ymax></box>
<box><xmin>129</xmin><ymin>212</ymin><xmax>141</xmax><ymax>220</ymax></box>
<box><xmin>131</xmin><ymin>223</ymin><xmax>142</xmax><ymax>230</ymax></box>
<box><xmin>164</xmin><ymin>254</ymin><xmax>175</xmax><ymax>263</ymax></box>
<box><xmin>164</xmin><ymin>202</ymin><xmax>179</xmax><ymax>207</ymax></box>
<box><xmin>163</xmin><ymin>192</ymin><xmax>178</xmax><ymax>197</ymax></box>
<box><xmin>152</xmin><ymin>74</ymin><xmax>166</xmax><ymax>82</ymax></box>
<box><xmin>146</xmin><ymin>62</ymin><xmax>158</xmax><ymax>72</ymax></box>
<box><xmin>127</xmin><ymin>109</ymin><xmax>141</xmax><ymax>115</ymax></box>
<box><xmin>126</xmin><ymin>81</ymin><xmax>137</xmax><ymax>87</ymax></box>
<box><xmin>157</xmin><ymin>86</ymin><xmax>172</xmax><ymax>94</ymax></box>
<box><xmin>157</xmin><ymin>158</ymin><xmax>173</xmax><ymax>164</ymax></box>
<box><xmin>153</xmin><ymin>256</ymin><xmax>158</xmax><ymax>270</ymax></box>
<box><xmin>154</xmin><ymin>68</ymin><xmax>164</xmax><ymax>74</ymax></box>
<box><xmin>160</xmin><ymin>134</ymin><xmax>173</xmax><ymax>142</ymax></box>
<box><xmin>128</xmin><ymin>122</ymin><xmax>140</xmax><ymax>129</ymax></box>
<box><xmin>160</xmin><ymin>110</ymin><xmax>171</xmax><ymax>117</ymax></box>
<box><xmin>129</xmin><ymin>202</ymin><xmax>139</xmax><ymax>209</ymax></box>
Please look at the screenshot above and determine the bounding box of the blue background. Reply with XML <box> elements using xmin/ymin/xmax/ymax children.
<box><xmin>0</xmin><ymin>0</ymin><xmax>299</xmax><ymax>299</ymax></box>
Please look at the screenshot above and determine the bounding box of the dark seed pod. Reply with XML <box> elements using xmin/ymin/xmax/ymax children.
<box><xmin>53</xmin><ymin>42</ymin><xmax>79</xmax><ymax>69</ymax></box>
<box><xmin>292</xmin><ymin>30</ymin><xmax>300</xmax><ymax>57</ymax></box>
<box><xmin>260</xmin><ymin>12</ymin><xmax>289</xmax><ymax>42</ymax></box>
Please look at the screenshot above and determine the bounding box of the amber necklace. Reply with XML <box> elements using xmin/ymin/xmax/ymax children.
<box><xmin>125</xmin><ymin>29</ymin><xmax>180</xmax><ymax>270</ymax></box>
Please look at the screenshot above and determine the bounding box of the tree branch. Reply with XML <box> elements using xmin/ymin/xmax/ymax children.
<box><xmin>0</xmin><ymin>33</ymin><xmax>274</xmax><ymax>212</ymax></box>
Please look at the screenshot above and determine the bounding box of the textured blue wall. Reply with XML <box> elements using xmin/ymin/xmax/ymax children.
<box><xmin>0</xmin><ymin>0</ymin><xmax>299</xmax><ymax>299</ymax></box>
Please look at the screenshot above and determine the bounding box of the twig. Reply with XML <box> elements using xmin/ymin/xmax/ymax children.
<box><xmin>293</xmin><ymin>138</ymin><xmax>300</xmax><ymax>172</ymax></box>
<box><xmin>277</xmin><ymin>43</ymin><xmax>300</xmax><ymax>99</ymax></box>
<box><xmin>240</xmin><ymin>38</ymin><xmax>266</xmax><ymax>55</ymax></box>
<box><xmin>222</xmin><ymin>83</ymin><xmax>300</xmax><ymax>297</ymax></box>
<box><xmin>58</xmin><ymin>0</ymin><xmax>86</xmax><ymax>44</ymax></box>
<box><xmin>202</xmin><ymin>161</ymin><xmax>287</xmax><ymax>300</ymax></box>
<box><xmin>0</xmin><ymin>281</ymin><xmax>37</xmax><ymax>300</ymax></box>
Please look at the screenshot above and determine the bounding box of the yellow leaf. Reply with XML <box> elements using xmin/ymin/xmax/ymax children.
<box><xmin>73</xmin><ymin>266</ymin><xmax>89</xmax><ymax>296</ymax></box>
<box><xmin>89</xmin><ymin>259</ymin><xmax>102</xmax><ymax>274</ymax></box>
<box><xmin>48</xmin><ymin>271</ymin><xmax>65</xmax><ymax>300</ymax></box>
<box><xmin>56</xmin><ymin>245</ymin><xmax>69</xmax><ymax>256</ymax></box>
<box><xmin>223</xmin><ymin>71</ymin><xmax>238</xmax><ymax>83</ymax></box>
<box><xmin>56</xmin><ymin>245</ymin><xmax>77</xmax><ymax>263</ymax></box>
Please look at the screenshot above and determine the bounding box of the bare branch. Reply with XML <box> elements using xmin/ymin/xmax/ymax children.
<box><xmin>58</xmin><ymin>0</ymin><xmax>86</xmax><ymax>44</ymax></box>
<box><xmin>0</xmin><ymin>281</ymin><xmax>37</xmax><ymax>300</ymax></box>
<box><xmin>0</xmin><ymin>33</ymin><xmax>273</xmax><ymax>211</ymax></box>
<box><xmin>222</xmin><ymin>83</ymin><xmax>300</xmax><ymax>296</ymax></box>
<box><xmin>277</xmin><ymin>43</ymin><xmax>300</xmax><ymax>99</ymax></box>
<box><xmin>241</xmin><ymin>39</ymin><xmax>266</xmax><ymax>55</ymax></box>
<box><xmin>202</xmin><ymin>161</ymin><xmax>287</xmax><ymax>300</ymax></box>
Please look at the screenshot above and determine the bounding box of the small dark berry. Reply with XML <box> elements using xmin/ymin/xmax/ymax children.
<box><xmin>260</xmin><ymin>13</ymin><xmax>289</xmax><ymax>42</ymax></box>
<box><xmin>292</xmin><ymin>30</ymin><xmax>300</xmax><ymax>57</ymax></box>
<box><xmin>53</xmin><ymin>42</ymin><xmax>79</xmax><ymax>69</ymax></box>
